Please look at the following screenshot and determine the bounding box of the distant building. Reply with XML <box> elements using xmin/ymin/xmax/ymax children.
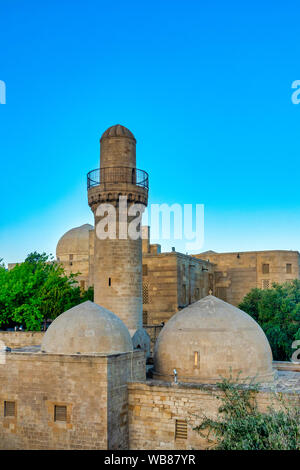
<box><xmin>195</xmin><ymin>249</ymin><xmax>300</xmax><ymax>306</ymax></box>
<box><xmin>56</xmin><ymin>223</ymin><xmax>300</xmax><ymax>322</ymax></box>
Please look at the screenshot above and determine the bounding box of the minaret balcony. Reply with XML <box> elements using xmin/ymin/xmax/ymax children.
<box><xmin>87</xmin><ymin>167</ymin><xmax>149</xmax><ymax>190</ymax></box>
<box><xmin>87</xmin><ymin>167</ymin><xmax>149</xmax><ymax>208</ymax></box>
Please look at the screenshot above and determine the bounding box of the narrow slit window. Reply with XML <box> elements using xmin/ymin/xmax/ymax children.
<box><xmin>108</xmin><ymin>277</ymin><xmax>111</xmax><ymax>287</ymax></box>
<box><xmin>182</xmin><ymin>284</ymin><xmax>186</xmax><ymax>304</ymax></box>
<box><xmin>194</xmin><ymin>351</ymin><xmax>199</xmax><ymax>367</ymax></box>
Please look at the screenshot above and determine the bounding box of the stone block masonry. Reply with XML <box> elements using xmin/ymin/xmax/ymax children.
<box><xmin>0</xmin><ymin>349</ymin><xmax>145</xmax><ymax>449</ymax></box>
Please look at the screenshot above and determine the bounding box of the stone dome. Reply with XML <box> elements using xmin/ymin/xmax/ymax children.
<box><xmin>41</xmin><ymin>301</ymin><xmax>133</xmax><ymax>355</ymax></box>
<box><xmin>100</xmin><ymin>124</ymin><xmax>136</xmax><ymax>142</ymax></box>
<box><xmin>56</xmin><ymin>224</ymin><xmax>93</xmax><ymax>257</ymax></box>
<box><xmin>153</xmin><ymin>295</ymin><xmax>274</xmax><ymax>384</ymax></box>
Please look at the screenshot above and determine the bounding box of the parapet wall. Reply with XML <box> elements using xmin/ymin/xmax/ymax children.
<box><xmin>128</xmin><ymin>378</ymin><xmax>299</xmax><ymax>450</ymax></box>
<box><xmin>0</xmin><ymin>331</ymin><xmax>44</xmax><ymax>349</ymax></box>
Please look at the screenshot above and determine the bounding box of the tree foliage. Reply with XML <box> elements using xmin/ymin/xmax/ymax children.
<box><xmin>0</xmin><ymin>252</ymin><xmax>93</xmax><ymax>331</ymax></box>
<box><xmin>195</xmin><ymin>376</ymin><xmax>300</xmax><ymax>450</ymax></box>
<box><xmin>239</xmin><ymin>280</ymin><xmax>300</xmax><ymax>361</ymax></box>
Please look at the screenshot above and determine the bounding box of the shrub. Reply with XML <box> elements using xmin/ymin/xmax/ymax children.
<box><xmin>195</xmin><ymin>375</ymin><xmax>300</xmax><ymax>450</ymax></box>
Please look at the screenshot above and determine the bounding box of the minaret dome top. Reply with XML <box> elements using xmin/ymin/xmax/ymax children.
<box><xmin>100</xmin><ymin>124</ymin><xmax>136</xmax><ymax>142</ymax></box>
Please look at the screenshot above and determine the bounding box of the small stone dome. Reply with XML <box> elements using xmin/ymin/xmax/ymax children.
<box><xmin>41</xmin><ymin>301</ymin><xmax>133</xmax><ymax>355</ymax></box>
<box><xmin>100</xmin><ymin>124</ymin><xmax>136</xmax><ymax>142</ymax></box>
<box><xmin>56</xmin><ymin>224</ymin><xmax>93</xmax><ymax>258</ymax></box>
<box><xmin>153</xmin><ymin>296</ymin><xmax>274</xmax><ymax>384</ymax></box>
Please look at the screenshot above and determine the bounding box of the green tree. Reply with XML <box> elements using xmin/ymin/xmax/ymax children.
<box><xmin>239</xmin><ymin>280</ymin><xmax>300</xmax><ymax>361</ymax></box>
<box><xmin>0</xmin><ymin>252</ymin><xmax>94</xmax><ymax>331</ymax></box>
<box><xmin>195</xmin><ymin>376</ymin><xmax>300</xmax><ymax>450</ymax></box>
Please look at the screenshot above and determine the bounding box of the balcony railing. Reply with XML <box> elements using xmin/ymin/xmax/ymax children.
<box><xmin>87</xmin><ymin>167</ymin><xmax>149</xmax><ymax>190</ymax></box>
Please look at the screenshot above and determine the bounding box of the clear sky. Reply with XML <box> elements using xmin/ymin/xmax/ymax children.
<box><xmin>1</xmin><ymin>0</ymin><xmax>300</xmax><ymax>265</ymax></box>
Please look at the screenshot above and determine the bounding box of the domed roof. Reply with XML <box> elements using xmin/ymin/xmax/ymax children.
<box><xmin>153</xmin><ymin>296</ymin><xmax>274</xmax><ymax>384</ymax></box>
<box><xmin>56</xmin><ymin>224</ymin><xmax>93</xmax><ymax>257</ymax></box>
<box><xmin>100</xmin><ymin>124</ymin><xmax>136</xmax><ymax>142</ymax></box>
<box><xmin>41</xmin><ymin>301</ymin><xmax>133</xmax><ymax>355</ymax></box>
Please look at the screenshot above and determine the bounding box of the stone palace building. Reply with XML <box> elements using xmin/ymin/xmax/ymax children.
<box><xmin>56</xmin><ymin>227</ymin><xmax>300</xmax><ymax>325</ymax></box>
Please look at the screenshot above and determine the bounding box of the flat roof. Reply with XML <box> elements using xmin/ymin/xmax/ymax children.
<box><xmin>197</xmin><ymin>249</ymin><xmax>300</xmax><ymax>256</ymax></box>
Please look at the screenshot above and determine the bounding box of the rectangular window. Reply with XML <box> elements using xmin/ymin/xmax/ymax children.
<box><xmin>4</xmin><ymin>401</ymin><xmax>16</xmax><ymax>417</ymax></box>
<box><xmin>262</xmin><ymin>264</ymin><xmax>269</xmax><ymax>274</ymax></box>
<box><xmin>175</xmin><ymin>419</ymin><xmax>187</xmax><ymax>439</ymax></box>
<box><xmin>108</xmin><ymin>277</ymin><xmax>111</xmax><ymax>287</ymax></box>
<box><xmin>286</xmin><ymin>264</ymin><xmax>292</xmax><ymax>274</ymax></box>
<box><xmin>142</xmin><ymin>264</ymin><xmax>148</xmax><ymax>276</ymax></box>
<box><xmin>54</xmin><ymin>405</ymin><xmax>67</xmax><ymax>422</ymax></box>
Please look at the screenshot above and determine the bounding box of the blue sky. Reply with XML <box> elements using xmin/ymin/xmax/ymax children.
<box><xmin>0</xmin><ymin>0</ymin><xmax>300</xmax><ymax>264</ymax></box>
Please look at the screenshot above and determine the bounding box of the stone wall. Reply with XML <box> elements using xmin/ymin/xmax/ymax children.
<box><xmin>57</xmin><ymin>252</ymin><xmax>90</xmax><ymax>290</ymax></box>
<box><xmin>107</xmin><ymin>352</ymin><xmax>145</xmax><ymax>449</ymax></box>
<box><xmin>0</xmin><ymin>350</ymin><xmax>145</xmax><ymax>450</ymax></box>
<box><xmin>142</xmin><ymin>253</ymin><xmax>178</xmax><ymax>325</ymax></box>
<box><xmin>0</xmin><ymin>331</ymin><xmax>44</xmax><ymax>349</ymax></box>
<box><xmin>142</xmin><ymin>252</ymin><xmax>213</xmax><ymax>325</ymax></box>
<box><xmin>196</xmin><ymin>250</ymin><xmax>300</xmax><ymax>306</ymax></box>
<box><xmin>128</xmin><ymin>379</ymin><xmax>298</xmax><ymax>450</ymax></box>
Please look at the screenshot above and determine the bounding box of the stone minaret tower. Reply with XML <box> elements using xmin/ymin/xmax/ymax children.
<box><xmin>87</xmin><ymin>124</ymin><xmax>149</xmax><ymax>351</ymax></box>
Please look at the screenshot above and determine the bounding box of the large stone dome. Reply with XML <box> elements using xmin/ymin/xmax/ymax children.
<box><xmin>153</xmin><ymin>296</ymin><xmax>274</xmax><ymax>384</ymax></box>
<box><xmin>56</xmin><ymin>224</ymin><xmax>93</xmax><ymax>257</ymax></box>
<box><xmin>41</xmin><ymin>301</ymin><xmax>133</xmax><ymax>355</ymax></box>
<box><xmin>100</xmin><ymin>124</ymin><xmax>136</xmax><ymax>142</ymax></box>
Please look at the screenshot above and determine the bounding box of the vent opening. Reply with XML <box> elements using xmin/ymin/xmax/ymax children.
<box><xmin>262</xmin><ymin>279</ymin><xmax>270</xmax><ymax>289</ymax></box>
<box><xmin>175</xmin><ymin>419</ymin><xmax>187</xmax><ymax>439</ymax></box>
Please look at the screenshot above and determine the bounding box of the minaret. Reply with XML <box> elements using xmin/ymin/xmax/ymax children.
<box><xmin>87</xmin><ymin>124</ymin><xmax>149</xmax><ymax>351</ymax></box>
